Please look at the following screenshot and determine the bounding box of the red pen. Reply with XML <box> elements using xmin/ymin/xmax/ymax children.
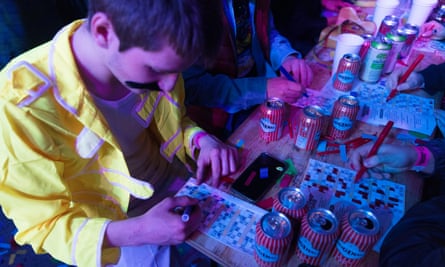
<box><xmin>354</xmin><ymin>120</ymin><xmax>394</xmax><ymax>182</ymax></box>
<box><xmin>386</xmin><ymin>54</ymin><xmax>425</xmax><ymax>102</ymax></box>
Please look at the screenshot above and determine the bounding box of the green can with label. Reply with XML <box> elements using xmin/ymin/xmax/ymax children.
<box><xmin>359</xmin><ymin>37</ymin><xmax>392</xmax><ymax>83</ymax></box>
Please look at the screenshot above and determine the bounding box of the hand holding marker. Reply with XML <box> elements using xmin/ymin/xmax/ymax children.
<box><xmin>386</xmin><ymin>53</ymin><xmax>425</xmax><ymax>102</ymax></box>
<box><xmin>174</xmin><ymin>205</ymin><xmax>195</xmax><ymax>222</ymax></box>
<box><xmin>279</xmin><ymin>66</ymin><xmax>309</xmax><ymax>97</ymax></box>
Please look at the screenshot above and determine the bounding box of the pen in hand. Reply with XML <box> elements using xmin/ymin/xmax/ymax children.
<box><xmin>386</xmin><ymin>53</ymin><xmax>425</xmax><ymax>102</ymax></box>
<box><xmin>279</xmin><ymin>66</ymin><xmax>309</xmax><ymax>97</ymax></box>
<box><xmin>354</xmin><ymin>120</ymin><xmax>394</xmax><ymax>182</ymax></box>
<box><xmin>174</xmin><ymin>205</ymin><xmax>195</xmax><ymax>222</ymax></box>
<box><xmin>181</xmin><ymin>205</ymin><xmax>194</xmax><ymax>222</ymax></box>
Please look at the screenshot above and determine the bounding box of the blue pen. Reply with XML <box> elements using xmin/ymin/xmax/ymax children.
<box><xmin>279</xmin><ymin>66</ymin><xmax>309</xmax><ymax>97</ymax></box>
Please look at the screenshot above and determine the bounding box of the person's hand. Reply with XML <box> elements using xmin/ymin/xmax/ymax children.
<box><xmin>322</xmin><ymin>0</ymin><xmax>357</xmax><ymax>12</ymax></box>
<box><xmin>106</xmin><ymin>196</ymin><xmax>201</xmax><ymax>247</ymax></box>
<box><xmin>348</xmin><ymin>143</ymin><xmax>418</xmax><ymax>177</ymax></box>
<box><xmin>385</xmin><ymin>67</ymin><xmax>425</xmax><ymax>91</ymax></box>
<box><xmin>420</xmin><ymin>20</ymin><xmax>445</xmax><ymax>40</ymax></box>
<box><xmin>435</xmin><ymin>109</ymin><xmax>445</xmax><ymax>136</ymax></box>
<box><xmin>195</xmin><ymin>134</ymin><xmax>239</xmax><ymax>186</ymax></box>
<box><xmin>280</xmin><ymin>56</ymin><xmax>313</xmax><ymax>88</ymax></box>
<box><xmin>267</xmin><ymin>77</ymin><xmax>304</xmax><ymax>104</ymax></box>
<box><xmin>138</xmin><ymin>196</ymin><xmax>201</xmax><ymax>245</ymax></box>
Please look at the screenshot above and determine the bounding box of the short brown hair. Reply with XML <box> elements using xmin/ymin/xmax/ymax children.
<box><xmin>88</xmin><ymin>0</ymin><xmax>223</xmax><ymax>65</ymax></box>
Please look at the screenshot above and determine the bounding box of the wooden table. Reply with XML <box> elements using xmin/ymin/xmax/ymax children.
<box><xmin>185</xmin><ymin>54</ymin><xmax>430</xmax><ymax>266</ymax></box>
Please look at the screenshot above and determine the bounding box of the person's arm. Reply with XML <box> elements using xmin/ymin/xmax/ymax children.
<box><xmin>385</xmin><ymin>62</ymin><xmax>445</xmax><ymax>101</ymax></box>
<box><xmin>183</xmin><ymin>65</ymin><xmax>267</xmax><ymax>114</ymax></box>
<box><xmin>105</xmin><ymin>196</ymin><xmax>200</xmax><ymax>247</ymax></box>
<box><xmin>422</xmin><ymin>138</ymin><xmax>445</xmax><ymax>174</ymax></box>
<box><xmin>267</xmin><ymin>10</ymin><xmax>313</xmax><ymax>87</ymax></box>
<box><xmin>176</xmin><ymin>75</ymin><xmax>240</xmax><ymax>185</ymax></box>
<box><xmin>267</xmin><ymin>10</ymin><xmax>302</xmax><ymax>70</ymax></box>
<box><xmin>349</xmin><ymin>141</ymin><xmax>438</xmax><ymax>175</ymax></box>
<box><xmin>419</xmin><ymin>63</ymin><xmax>445</xmax><ymax>96</ymax></box>
<box><xmin>0</xmin><ymin>105</ymin><xmax>113</xmax><ymax>266</ymax></box>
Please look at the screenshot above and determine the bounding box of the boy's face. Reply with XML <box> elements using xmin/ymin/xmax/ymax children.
<box><xmin>107</xmin><ymin>44</ymin><xmax>192</xmax><ymax>94</ymax></box>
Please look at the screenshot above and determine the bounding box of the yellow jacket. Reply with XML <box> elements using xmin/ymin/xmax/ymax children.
<box><xmin>0</xmin><ymin>20</ymin><xmax>202</xmax><ymax>266</ymax></box>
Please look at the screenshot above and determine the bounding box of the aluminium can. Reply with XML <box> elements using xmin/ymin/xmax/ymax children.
<box><xmin>273</xmin><ymin>187</ymin><xmax>308</xmax><ymax>225</ymax></box>
<box><xmin>259</xmin><ymin>98</ymin><xmax>286</xmax><ymax>143</ymax></box>
<box><xmin>383</xmin><ymin>31</ymin><xmax>407</xmax><ymax>74</ymax></box>
<box><xmin>296</xmin><ymin>208</ymin><xmax>340</xmax><ymax>266</ymax></box>
<box><xmin>358</xmin><ymin>33</ymin><xmax>373</xmax><ymax>59</ymax></box>
<box><xmin>254</xmin><ymin>211</ymin><xmax>293</xmax><ymax>267</ymax></box>
<box><xmin>397</xmin><ymin>23</ymin><xmax>419</xmax><ymax>59</ymax></box>
<box><xmin>359</xmin><ymin>37</ymin><xmax>392</xmax><ymax>83</ymax></box>
<box><xmin>295</xmin><ymin>105</ymin><xmax>324</xmax><ymax>151</ymax></box>
<box><xmin>332</xmin><ymin>209</ymin><xmax>381</xmax><ymax>267</ymax></box>
<box><xmin>378</xmin><ymin>15</ymin><xmax>399</xmax><ymax>38</ymax></box>
<box><xmin>326</xmin><ymin>95</ymin><xmax>360</xmax><ymax>141</ymax></box>
<box><xmin>333</xmin><ymin>53</ymin><xmax>361</xmax><ymax>92</ymax></box>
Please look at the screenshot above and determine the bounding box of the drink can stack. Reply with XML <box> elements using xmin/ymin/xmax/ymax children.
<box><xmin>254</xmin><ymin>211</ymin><xmax>293</xmax><ymax>267</ymax></box>
<box><xmin>259</xmin><ymin>98</ymin><xmax>286</xmax><ymax>143</ymax></box>
<box><xmin>296</xmin><ymin>208</ymin><xmax>340</xmax><ymax>266</ymax></box>
<box><xmin>295</xmin><ymin>105</ymin><xmax>325</xmax><ymax>151</ymax></box>
<box><xmin>273</xmin><ymin>187</ymin><xmax>308</xmax><ymax>225</ymax></box>
<box><xmin>333</xmin><ymin>53</ymin><xmax>361</xmax><ymax>92</ymax></box>
<box><xmin>326</xmin><ymin>95</ymin><xmax>360</xmax><ymax>141</ymax></box>
<box><xmin>332</xmin><ymin>209</ymin><xmax>381</xmax><ymax>267</ymax></box>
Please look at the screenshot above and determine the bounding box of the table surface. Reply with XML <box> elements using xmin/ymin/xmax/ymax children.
<box><xmin>184</xmin><ymin>27</ymin><xmax>445</xmax><ymax>267</ymax></box>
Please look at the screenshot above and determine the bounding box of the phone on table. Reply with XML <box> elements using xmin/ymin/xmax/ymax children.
<box><xmin>231</xmin><ymin>152</ymin><xmax>287</xmax><ymax>203</ymax></box>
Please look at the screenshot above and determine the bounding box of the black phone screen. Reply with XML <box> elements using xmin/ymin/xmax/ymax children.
<box><xmin>231</xmin><ymin>152</ymin><xmax>287</xmax><ymax>203</ymax></box>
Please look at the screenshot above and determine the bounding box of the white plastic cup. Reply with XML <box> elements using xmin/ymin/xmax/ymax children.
<box><xmin>332</xmin><ymin>33</ymin><xmax>365</xmax><ymax>74</ymax></box>
<box><xmin>407</xmin><ymin>0</ymin><xmax>438</xmax><ymax>26</ymax></box>
<box><xmin>373</xmin><ymin>0</ymin><xmax>400</xmax><ymax>30</ymax></box>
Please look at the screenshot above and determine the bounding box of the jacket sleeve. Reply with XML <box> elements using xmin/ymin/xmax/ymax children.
<box><xmin>0</xmin><ymin>101</ymin><xmax>119</xmax><ymax>267</ymax></box>
<box><xmin>419</xmin><ymin>63</ymin><xmax>445</xmax><ymax>96</ymax></box>
<box><xmin>379</xmin><ymin>195</ymin><xmax>445</xmax><ymax>267</ymax></box>
<box><xmin>183</xmin><ymin>65</ymin><xmax>267</xmax><ymax>114</ymax></box>
<box><xmin>267</xmin><ymin>10</ymin><xmax>302</xmax><ymax>69</ymax></box>
<box><xmin>424</xmin><ymin>138</ymin><xmax>445</xmax><ymax>175</ymax></box>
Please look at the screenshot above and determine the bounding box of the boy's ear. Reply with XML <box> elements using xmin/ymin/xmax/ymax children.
<box><xmin>89</xmin><ymin>12</ymin><xmax>117</xmax><ymax>49</ymax></box>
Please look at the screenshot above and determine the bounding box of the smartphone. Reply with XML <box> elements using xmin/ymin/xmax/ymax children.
<box><xmin>231</xmin><ymin>152</ymin><xmax>287</xmax><ymax>203</ymax></box>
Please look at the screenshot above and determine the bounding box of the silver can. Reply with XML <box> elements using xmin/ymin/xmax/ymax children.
<box><xmin>296</xmin><ymin>208</ymin><xmax>340</xmax><ymax>266</ymax></box>
<box><xmin>378</xmin><ymin>15</ymin><xmax>399</xmax><ymax>38</ymax></box>
<box><xmin>359</xmin><ymin>37</ymin><xmax>392</xmax><ymax>83</ymax></box>
<box><xmin>397</xmin><ymin>23</ymin><xmax>419</xmax><ymax>59</ymax></box>
<box><xmin>332</xmin><ymin>209</ymin><xmax>381</xmax><ymax>266</ymax></box>
<box><xmin>273</xmin><ymin>187</ymin><xmax>308</xmax><ymax>224</ymax></box>
<box><xmin>383</xmin><ymin>31</ymin><xmax>407</xmax><ymax>74</ymax></box>
<box><xmin>254</xmin><ymin>211</ymin><xmax>293</xmax><ymax>267</ymax></box>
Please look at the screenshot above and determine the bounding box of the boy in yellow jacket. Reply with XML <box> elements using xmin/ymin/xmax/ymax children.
<box><xmin>0</xmin><ymin>1</ymin><xmax>239</xmax><ymax>266</ymax></box>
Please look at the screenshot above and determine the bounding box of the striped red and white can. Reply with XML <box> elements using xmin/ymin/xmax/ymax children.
<box><xmin>326</xmin><ymin>95</ymin><xmax>359</xmax><ymax>140</ymax></box>
<box><xmin>259</xmin><ymin>98</ymin><xmax>286</xmax><ymax>143</ymax></box>
<box><xmin>296</xmin><ymin>208</ymin><xmax>340</xmax><ymax>266</ymax></box>
<box><xmin>254</xmin><ymin>211</ymin><xmax>293</xmax><ymax>267</ymax></box>
<box><xmin>333</xmin><ymin>53</ymin><xmax>361</xmax><ymax>92</ymax></box>
<box><xmin>273</xmin><ymin>187</ymin><xmax>308</xmax><ymax>225</ymax></box>
<box><xmin>295</xmin><ymin>105</ymin><xmax>325</xmax><ymax>151</ymax></box>
<box><xmin>332</xmin><ymin>209</ymin><xmax>380</xmax><ymax>267</ymax></box>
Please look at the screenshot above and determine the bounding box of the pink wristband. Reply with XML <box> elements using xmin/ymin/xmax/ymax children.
<box><xmin>194</xmin><ymin>132</ymin><xmax>208</xmax><ymax>149</ymax></box>
<box><xmin>411</xmin><ymin>146</ymin><xmax>430</xmax><ymax>172</ymax></box>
